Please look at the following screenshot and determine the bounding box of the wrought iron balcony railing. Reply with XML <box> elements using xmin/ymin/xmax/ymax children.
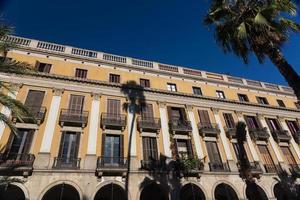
<box><xmin>209</xmin><ymin>162</ymin><xmax>230</xmax><ymax>172</ymax></box>
<box><xmin>271</xmin><ymin>130</ymin><xmax>291</xmax><ymax>143</ymax></box>
<box><xmin>96</xmin><ymin>156</ymin><xmax>127</xmax><ymax>177</ymax></box>
<box><xmin>101</xmin><ymin>113</ymin><xmax>126</xmax><ymax>130</ymax></box>
<box><xmin>224</xmin><ymin>127</ymin><xmax>237</xmax><ymax>139</ymax></box>
<box><xmin>137</xmin><ymin>117</ymin><xmax>161</xmax><ymax>132</ymax></box>
<box><xmin>52</xmin><ymin>157</ymin><xmax>81</xmax><ymax>169</ymax></box>
<box><xmin>289</xmin><ymin>164</ymin><xmax>300</xmax><ymax>175</ymax></box>
<box><xmin>198</xmin><ymin>123</ymin><xmax>220</xmax><ymax>137</ymax></box>
<box><xmin>141</xmin><ymin>159</ymin><xmax>166</xmax><ymax>171</ymax></box>
<box><xmin>292</xmin><ymin>131</ymin><xmax>300</xmax><ymax>144</ymax></box>
<box><xmin>59</xmin><ymin>109</ymin><xmax>88</xmax><ymax>127</ymax></box>
<box><xmin>248</xmin><ymin>127</ymin><xmax>270</xmax><ymax>141</ymax></box>
<box><xmin>263</xmin><ymin>164</ymin><xmax>282</xmax><ymax>174</ymax></box>
<box><xmin>169</xmin><ymin>119</ymin><xmax>192</xmax><ymax>133</ymax></box>
<box><xmin>12</xmin><ymin>106</ymin><xmax>46</xmax><ymax>124</ymax></box>
<box><xmin>249</xmin><ymin>161</ymin><xmax>263</xmax><ymax>174</ymax></box>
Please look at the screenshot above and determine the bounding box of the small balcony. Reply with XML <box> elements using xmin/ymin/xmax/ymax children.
<box><xmin>169</xmin><ymin>119</ymin><xmax>192</xmax><ymax>133</ymax></box>
<box><xmin>0</xmin><ymin>153</ymin><xmax>35</xmax><ymax>177</ymax></box>
<box><xmin>141</xmin><ymin>159</ymin><xmax>166</xmax><ymax>171</ymax></box>
<box><xmin>263</xmin><ymin>164</ymin><xmax>282</xmax><ymax>174</ymax></box>
<box><xmin>209</xmin><ymin>162</ymin><xmax>230</xmax><ymax>172</ymax></box>
<box><xmin>224</xmin><ymin>127</ymin><xmax>237</xmax><ymax>139</ymax></box>
<box><xmin>96</xmin><ymin>156</ymin><xmax>127</xmax><ymax>177</ymax></box>
<box><xmin>289</xmin><ymin>164</ymin><xmax>300</xmax><ymax>175</ymax></box>
<box><xmin>198</xmin><ymin>123</ymin><xmax>220</xmax><ymax>137</ymax></box>
<box><xmin>249</xmin><ymin>161</ymin><xmax>263</xmax><ymax>174</ymax></box>
<box><xmin>292</xmin><ymin>131</ymin><xmax>300</xmax><ymax>144</ymax></box>
<box><xmin>137</xmin><ymin>117</ymin><xmax>161</xmax><ymax>132</ymax></box>
<box><xmin>248</xmin><ymin>127</ymin><xmax>270</xmax><ymax>141</ymax></box>
<box><xmin>101</xmin><ymin>113</ymin><xmax>126</xmax><ymax>130</ymax></box>
<box><xmin>271</xmin><ymin>130</ymin><xmax>291</xmax><ymax>143</ymax></box>
<box><xmin>59</xmin><ymin>109</ymin><xmax>88</xmax><ymax>127</ymax></box>
<box><xmin>52</xmin><ymin>157</ymin><xmax>81</xmax><ymax>169</ymax></box>
<box><xmin>12</xmin><ymin>106</ymin><xmax>47</xmax><ymax>124</ymax></box>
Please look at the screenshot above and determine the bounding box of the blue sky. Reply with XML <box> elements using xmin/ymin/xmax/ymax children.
<box><xmin>1</xmin><ymin>0</ymin><xmax>300</xmax><ymax>85</ymax></box>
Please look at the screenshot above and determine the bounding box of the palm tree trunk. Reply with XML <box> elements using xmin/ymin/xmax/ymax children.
<box><xmin>266</xmin><ymin>48</ymin><xmax>300</xmax><ymax>101</ymax></box>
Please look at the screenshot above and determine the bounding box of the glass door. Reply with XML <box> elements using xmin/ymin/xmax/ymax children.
<box><xmin>104</xmin><ymin>135</ymin><xmax>120</xmax><ymax>166</ymax></box>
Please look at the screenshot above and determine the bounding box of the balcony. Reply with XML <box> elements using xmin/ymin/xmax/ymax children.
<box><xmin>12</xmin><ymin>106</ymin><xmax>46</xmax><ymax>124</ymax></box>
<box><xmin>169</xmin><ymin>119</ymin><xmax>192</xmax><ymax>133</ymax></box>
<box><xmin>263</xmin><ymin>164</ymin><xmax>282</xmax><ymax>174</ymax></box>
<box><xmin>289</xmin><ymin>164</ymin><xmax>300</xmax><ymax>175</ymax></box>
<box><xmin>101</xmin><ymin>113</ymin><xmax>126</xmax><ymax>130</ymax></box>
<box><xmin>224</xmin><ymin>127</ymin><xmax>237</xmax><ymax>139</ymax></box>
<box><xmin>209</xmin><ymin>162</ymin><xmax>230</xmax><ymax>172</ymax></box>
<box><xmin>0</xmin><ymin>153</ymin><xmax>35</xmax><ymax>177</ymax></box>
<box><xmin>248</xmin><ymin>127</ymin><xmax>270</xmax><ymax>141</ymax></box>
<box><xmin>137</xmin><ymin>117</ymin><xmax>161</xmax><ymax>132</ymax></box>
<box><xmin>96</xmin><ymin>156</ymin><xmax>127</xmax><ymax>177</ymax></box>
<box><xmin>271</xmin><ymin>130</ymin><xmax>291</xmax><ymax>143</ymax></box>
<box><xmin>198</xmin><ymin>123</ymin><xmax>220</xmax><ymax>137</ymax></box>
<box><xmin>141</xmin><ymin>159</ymin><xmax>166</xmax><ymax>171</ymax></box>
<box><xmin>59</xmin><ymin>109</ymin><xmax>88</xmax><ymax>127</ymax></box>
<box><xmin>292</xmin><ymin>131</ymin><xmax>300</xmax><ymax>144</ymax></box>
<box><xmin>52</xmin><ymin>157</ymin><xmax>81</xmax><ymax>169</ymax></box>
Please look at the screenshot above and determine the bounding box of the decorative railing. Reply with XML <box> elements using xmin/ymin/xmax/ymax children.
<box><xmin>198</xmin><ymin>123</ymin><xmax>220</xmax><ymax>137</ymax></box>
<box><xmin>0</xmin><ymin>153</ymin><xmax>35</xmax><ymax>168</ymax></box>
<box><xmin>271</xmin><ymin>130</ymin><xmax>291</xmax><ymax>143</ymax></box>
<box><xmin>168</xmin><ymin>119</ymin><xmax>192</xmax><ymax>133</ymax></box>
<box><xmin>59</xmin><ymin>109</ymin><xmax>89</xmax><ymax>127</ymax></box>
<box><xmin>97</xmin><ymin>157</ymin><xmax>127</xmax><ymax>169</ymax></box>
<box><xmin>3</xmin><ymin>35</ymin><xmax>294</xmax><ymax>95</ymax></box>
<box><xmin>209</xmin><ymin>162</ymin><xmax>230</xmax><ymax>172</ymax></box>
<box><xmin>101</xmin><ymin>113</ymin><xmax>126</xmax><ymax>130</ymax></box>
<box><xmin>292</xmin><ymin>131</ymin><xmax>300</xmax><ymax>144</ymax></box>
<box><xmin>52</xmin><ymin>157</ymin><xmax>81</xmax><ymax>169</ymax></box>
<box><xmin>12</xmin><ymin>106</ymin><xmax>46</xmax><ymax>124</ymax></box>
<box><xmin>141</xmin><ymin>159</ymin><xmax>166</xmax><ymax>171</ymax></box>
<box><xmin>137</xmin><ymin>117</ymin><xmax>161</xmax><ymax>132</ymax></box>
<box><xmin>264</xmin><ymin>164</ymin><xmax>282</xmax><ymax>173</ymax></box>
<box><xmin>248</xmin><ymin>127</ymin><xmax>270</xmax><ymax>141</ymax></box>
<box><xmin>224</xmin><ymin>127</ymin><xmax>237</xmax><ymax>139</ymax></box>
<box><xmin>289</xmin><ymin>164</ymin><xmax>300</xmax><ymax>174</ymax></box>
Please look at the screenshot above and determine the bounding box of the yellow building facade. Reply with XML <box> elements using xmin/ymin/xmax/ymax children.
<box><xmin>0</xmin><ymin>35</ymin><xmax>299</xmax><ymax>200</ymax></box>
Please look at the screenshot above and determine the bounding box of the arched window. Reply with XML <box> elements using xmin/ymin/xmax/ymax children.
<box><xmin>140</xmin><ymin>182</ymin><xmax>168</xmax><ymax>200</ymax></box>
<box><xmin>245</xmin><ymin>182</ymin><xmax>268</xmax><ymax>200</ymax></box>
<box><xmin>41</xmin><ymin>183</ymin><xmax>80</xmax><ymax>200</ymax></box>
<box><xmin>214</xmin><ymin>183</ymin><xmax>238</xmax><ymax>200</ymax></box>
<box><xmin>94</xmin><ymin>183</ymin><xmax>127</xmax><ymax>200</ymax></box>
<box><xmin>180</xmin><ymin>183</ymin><xmax>206</xmax><ymax>200</ymax></box>
<box><xmin>0</xmin><ymin>184</ymin><xmax>25</xmax><ymax>200</ymax></box>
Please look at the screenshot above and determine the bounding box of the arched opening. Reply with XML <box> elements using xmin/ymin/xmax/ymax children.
<box><xmin>94</xmin><ymin>183</ymin><xmax>127</xmax><ymax>200</ymax></box>
<box><xmin>245</xmin><ymin>182</ymin><xmax>268</xmax><ymax>200</ymax></box>
<box><xmin>180</xmin><ymin>183</ymin><xmax>206</xmax><ymax>200</ymax></box>
<box><xmin>0</xmin><ymin>184</ymin><xmax>25</xmax><ymax>200</ymax></box>
<box><xmin>214</xmin><ymin>183</ymin><xmax>238</xmax><ymax>200</ymax></box>
<box><xmin>140</xmin><ymin>182</ymin><xmax>168</xmax><ymax>200</ymax></box>
<box><xmin>41</xmin><ymin>183</ymin><xmax>80</xmax><ymax>200</ymax></box>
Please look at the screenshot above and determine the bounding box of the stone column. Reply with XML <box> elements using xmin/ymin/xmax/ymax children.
<box><xmin>257</xmin><ymin>114</ymin><xmax>286</xmax><ymax>170</ymax></box>
<box><xmin>0</xmin><ymin>83</ymin><xmax>22</xmax><ymax>141</ymax></box>
<box><xmin>186</xmin><ymin>105</ymin><xmax>204</xmax><ymax>159</ymax></box>
<box><xmin>35</xmin><ymin>88</ymin><xmax>63</xmax><ymax>169</ymax></box>
<box><xmin>212</xmin><ymin>108</ymin><xmax>237</xmax><ymax>171</ymax></box>
<box><xmin>235</xmin><ymin>111</ymin><xmax>260</xmax><ymax>162</ymax></box>
<box><xmin>158</xmin><ymin>102</ymin><xmax>172</xmax><ymax>158</ymax></box>
<box><xmin>84</xmin><ymin>93</ymin><xmax>101</xmax><ymax>169</ymax></box>
<box><xmin>278</xmin><ymin>117</ymin><xmax>300</xmax><ymax>161</ymax></box>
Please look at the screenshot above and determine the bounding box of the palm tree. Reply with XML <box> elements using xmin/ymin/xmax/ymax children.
<box><xmin>204</xmin><ymin>0</ymin><xmax>300</xmax><ymax>101</ymax></box>
<box><xmin>0</xmin><ymin>22</ymin><xmax>32</xmax><ymax>135</ymax></box>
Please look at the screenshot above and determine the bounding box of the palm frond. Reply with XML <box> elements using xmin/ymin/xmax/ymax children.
<box><xmin>0</xmin><ymin>113</ymin><xmax>18</xmax><ymax>137</ymax></box>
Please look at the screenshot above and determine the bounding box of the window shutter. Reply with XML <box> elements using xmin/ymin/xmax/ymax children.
<box><xmin>107</xmin><ymin>99</ymin><xmax>120</xmax><ymax>115</ymax></box>
<box><xmin>120</xmin><ymin>135</ymin><xmax>124</xmax><ymax>158</ymax></box>
<box><xmin>167</xmin><ymin>106</ymin><xmax>172</xmax><ymax>120</ymax></box>
<box><xmin>25</xmin><ymin>90</ymin><xmax>45</xmax><ymax>108</ymax></box>
<box><xmin>22</xmin><ymin>130</ymin><xmax>34</xmax><ymax>154</ymax></box>
<box><xmin>74</xmin><ymin>132</ymin><xmax>81</xmax><ymax>158</ymax></box>
<box><xmin>58</xmin><ymin>132</ymin><xmax>66</xmax><ymax>157</ymax></box>
<box><xmin>6</xmin><ymin>132</ymin><xmax>15</xmax><ymax>155</ymax></box>
<box><xmin>142</xmin><ymin>104</ymin><xmax>154</xmax><ymax>119</ymax></box>
<box><xmin>180</xmin><ymin>108</ymin><xmax>187</xmax><ymax>121</ymax></box>
<box><xmin>101</xmin><ymin>134</ymin><xmax>106</xmax><ymax>156</ymax></box>
<box><xmin>69</xmin><ymin>95</ymin><xmax>84</xmax><ymax>113</ymax></box>
<box><xmin>44</xmin><ymin>64</ymin><xmax>51</xmax><ymax>73</ymax></box>
<box><xmin>152</xmin><ymin>138</ymin><xmax>158</xmax><ymax>160</ymax></box>
<box><xmin>198</xmin><ymin>110</ymin><xmax>211</xmax><ymax>125</ymax></box>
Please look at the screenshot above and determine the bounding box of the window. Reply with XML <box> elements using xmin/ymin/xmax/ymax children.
<box><xmin>140</xmin><ymin>79</ymin><xmax>150</xmax><ymax>88</ymax></box>
<box><xmin>75</xmin><ymin>68</ymin><xmax>87</xmax><ymax>79</ymax></box>
<box><xmin>205</xmin><ymin>141</ymin><xmax>222</xmax><ymax>165</ymax></box>
<box><xmin>68</xmin><ymin>95</ymin><xmax>84</xmax><ymax>113</ymax></box>
<box><xmin>198</xmin><ymin>110</ymin><xmax>211</xmax><ymax>126</ymax></box>
<box><xmin>280</xmin><ymin>146</ymin><xmax>296</xmax><ymax>165</ymax></box>
<box><xmin>169</xmin><ymin>107</ymin><xmax>187</xmax><ymax>121</ymax></box>
<box><xmin>216</xmin><ymin>90</ymin><xmax>225</xmax><ymax>99</ymax></box>
<box><xmin>276</xmin><ymin>99</ymin><xmax>285</xmax><ymax>107</ymax></box>
<box><xmin>192</xmin><ymin>87</ymin><xmax>202</xmax><ymax>95</ymax></box>
<box><xmin>167</xmin><ymin>83</ymin><xmax>177</xmax><ymax>92</ymax></box>
<box><xmin>58</xmin><ymin>131</ymin><xmax>80</xmax><ymax>164</ymax></box>
<box><xmin>237</xmin><ymin>94</ymin><xmax>249</xmax><ymax>102</ymax></box>
<box><xmin>223</xmin><ymin>113</ymin><xmax>235</xmax><ymax>128</ymax></box>
<box><xmin>142</xmin><ymin>137</ymin><xmax>158</xmax><ymax>161</ymax></box>
<box><xmin>36</xmin><ymin>61</ymin><xmax>51</xmax><ymax>73</ymax></box>
<box><xmin>244</xmin><ymin>116</ymin><xmax>261</xmax><ymax>129</ymax></box>
<box><xmin>25</xmin><ymin>90</ymin><xmax>45</xmax><ymax>113</ymax></box>
<box><xmin>109</xmin><ymin>74</ymin><xmax>120</xmax><ymax>83</ymax></box>
<box><xmin>141</xmin><ymin>104</ymin><xmax>154</xmax><ymax>119</ymax></box>
<box><xmin>102</xmin><ymin>134</ymin><xmax>123</xmax><ymax>165</ymax></box>
<box><xmin>266</xmin><ymin>118</ymin><xmax>281</xmax><ymax>131</ymax></box>
<box><xmin>286</xmin><ymin>120</ymin><xmax>299</xmax><ymax>135</ymax></box>
<box><xmin>295</xmin><ymin>102</ymin><xmax>300</xmax><ymax>109</ymax></box>
<box><xmin>256</xmin><ymin>97</ymin><xmax>269</xmax><ymax>105</ymax></box>
<box><xmin>107</xmin><ymin>99</ymin><xmax>121</xmax><ymax>115</ymax></box>
<box><xmin>175</xmin><ymin>139</ymin><xmax>193</xmax><ymax>158</ymax></box>
<box><xmin>257</xmin><ymin>145</ymin><xmax>276</xmax><ymax>173</ymax></box>
<box><xmin>7</xmin><ymin>129</ymin><xmax>34</xmax><ymax>159</ymax></box>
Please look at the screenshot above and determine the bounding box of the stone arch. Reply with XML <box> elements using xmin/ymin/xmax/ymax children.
<box><xmin>0</xmin><ymin>183</ymin><xmax>28</xmax><ymax>200</ymax></box>
<box><xmin>39</xmin><ymin>180</ymin><xmax>83</xmax><ymax>200</ymax></box>
<box><xmin>214</xmin><ymin>183</ymin><xmax>239</xmax><ymax>200</ymax></box>
<box><xmin>91</xmin><ymin>180</ymin><xmax>129</xmax><ymax>200</ymax></box>
<box><xmin>93</xmin><ymin>182</ymin><xmax>127</xmax><ymax>200</ymax></box>
<box><xmin>139</xmin><ymin>181</ymin><xmax>169</xmax><ymax>200</ymax></box>
<box><xmin>179</xmin><ymin>183</ymin><xmax>206</xmax><ymax>200</ymax></box>
<box><xmin>245</xmin><ymin>182</ymin><xmax>268</xmax><ymax>200</ymax></box>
